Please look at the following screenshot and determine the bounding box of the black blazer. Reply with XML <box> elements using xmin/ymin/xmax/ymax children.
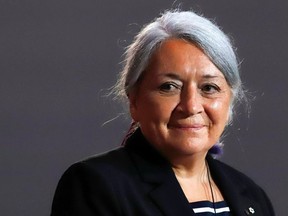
<box><xmin>51</xmin><ymin>129</ymin><xmax>274</xmax><ymax>216</ymax></box>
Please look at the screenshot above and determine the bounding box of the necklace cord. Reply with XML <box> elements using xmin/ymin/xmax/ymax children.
<box><xmin>206</xmin><ymin>160</ymin><xmax>216</xmax><ymax>214</ymax></box>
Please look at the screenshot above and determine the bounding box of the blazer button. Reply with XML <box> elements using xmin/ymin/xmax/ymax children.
<box><xmin>245</xmin><ymin>207</ymin><xmax>255</xmax><ymax>215</ymax></box>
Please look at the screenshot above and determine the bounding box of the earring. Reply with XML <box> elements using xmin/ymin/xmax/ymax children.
<box><xmin>208</xmin><ymin>141</ymin><xmax>224</xmax><ymax>158</ymax></box>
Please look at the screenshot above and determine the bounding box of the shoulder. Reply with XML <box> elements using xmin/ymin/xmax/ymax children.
<box><xmin>51</xmin><ymin>148</ymin><xmax>131</xmax><ymax>215</ymax></box>
<box><xmin>210</xmin><ymin>158</ymin><xmax>257</xmax><ymax>185</ymax></box>
<box><xmin>62</xmin><ymin>147</ymin><xmax>135</xmax><ymax>182</ymax></box>
<box><xmin>210</xmin><ymin>157</ymin><xmax>267</xmax><ymax>194</ymax></box>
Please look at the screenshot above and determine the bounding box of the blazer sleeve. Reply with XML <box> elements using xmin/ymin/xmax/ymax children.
<box><xmin>51</xmin><ymin>161</ymin><xmax>123</xmax><ymax>216</ymax></box>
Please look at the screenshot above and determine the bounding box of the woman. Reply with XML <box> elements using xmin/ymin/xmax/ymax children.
<box><xmin>51</xmin><ymin>10</ymin><xmax>274</xmax><ymax>216</ymax></box>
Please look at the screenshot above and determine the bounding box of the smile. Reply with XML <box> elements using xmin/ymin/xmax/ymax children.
<box><xmin>168</xmin><ymin>123</ymin><xmax>206</xmax><ymax>131</ymax></box>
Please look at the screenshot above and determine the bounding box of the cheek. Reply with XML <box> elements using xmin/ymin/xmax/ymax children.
<box><xmin>139</xmin><ymin>96</ymin><xmax>179</xmax><ymax>125</ymax></box>
<box><xmin>208</xmin><ymin>100</ymin><xmax>231</xmax><ymax>124</ymax></box>
<box><xmin>147</xmin><ymin>98</ymin><xmax>176</xmax><ymax>122</ymax></box>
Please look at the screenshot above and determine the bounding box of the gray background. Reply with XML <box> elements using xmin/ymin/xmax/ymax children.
<box><xmin>0</xmin><ymin>0</ymin><xmax>287</xmax><ymax>215</ymax></box>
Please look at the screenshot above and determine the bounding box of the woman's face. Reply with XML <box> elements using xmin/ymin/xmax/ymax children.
<box><xmin>129</xmin><ymin>39</ymin><xmax>232</xmax><ymax>160</ymax></box>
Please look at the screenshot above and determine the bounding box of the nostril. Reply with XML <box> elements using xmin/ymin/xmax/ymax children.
<box><xmin>177</xmin><ymin>96</ymin><xmax>204</xmax><ymax>115</ymax></box>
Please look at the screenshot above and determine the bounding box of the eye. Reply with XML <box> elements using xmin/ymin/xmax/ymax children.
<box><xmin>159</xmin><ymin>82</ymin><xmax>181</xmax><ymax>93</ymax></box>
<box><xmin>201</xmin><ymin>83</ymin><xmax>220</xmax><ymax>94</ymax></box>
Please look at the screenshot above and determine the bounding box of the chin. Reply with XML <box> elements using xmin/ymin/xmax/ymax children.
<box><xmin>164</xmin><ymin>141</ymin><xmax>210</xmax><ymax>156</ymax></box>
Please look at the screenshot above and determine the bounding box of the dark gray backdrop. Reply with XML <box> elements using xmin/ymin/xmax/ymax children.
<box><xmin>1</xmin><ymin>0</ymin><xmax>287</xmax><ymax>215</ymax></box>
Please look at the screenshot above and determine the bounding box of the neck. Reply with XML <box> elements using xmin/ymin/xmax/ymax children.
<box><xmin>170</xmin><ymin>152</ymin><xmax>208</xmax><ymax>179</ymax></box>
<box><xmin>170</xmin><ymin>153</ymin><xmax>222</xmax><ymax>203</ymax></box>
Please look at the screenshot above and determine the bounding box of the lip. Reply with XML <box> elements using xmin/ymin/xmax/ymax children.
<box><xmin>168</xmin><ymin>123</ymin><xmax>206</xmax><ymax>130</ymax></box>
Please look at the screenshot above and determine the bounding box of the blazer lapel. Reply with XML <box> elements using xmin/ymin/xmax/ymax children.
<box><xmin>125</xmin><ymin>130</ymin><xmax>195</xmax><ymax>216</ymax></box>
<box><xmin>148</xmin><ymin>176</ymin><xmax>195</xmax><ymax>216</ymax></box>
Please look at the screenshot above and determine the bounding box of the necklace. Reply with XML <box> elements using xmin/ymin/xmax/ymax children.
<box><xmin>206</xmin><ymin>161</ymin><xmax>216</xmax><ymax>214</ymax></box>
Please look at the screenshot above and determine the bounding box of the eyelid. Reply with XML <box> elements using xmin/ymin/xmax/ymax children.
<box><xmin>200</xmin><ymin>83</ymin><xmax>222</xmax><ymax>94</ymax></box>
<box><xmin>206</xmin><ymin>83</ymin><xmax>220</xmax><ymax>89</ymax></box>
<box><xmin>168</xmin><ymin>80</ymin><xmax>182</xmax><ymax>87</ymax></box>
<box><xmin>159</xmin><ymin>81</ymin><xmax>182</xmax><ymax>92</ymax></box>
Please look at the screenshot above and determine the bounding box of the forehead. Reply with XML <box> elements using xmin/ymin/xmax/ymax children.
<box><xmin>145</xmin><ymin>39</ymin><xmax>225</xmax><ymax>79</ymax></box>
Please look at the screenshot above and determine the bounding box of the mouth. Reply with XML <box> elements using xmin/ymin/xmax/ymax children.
<box><xmin>168</xmin><ymin>123</ymin><xmax>206</xmax><ymax>131</ymax></box>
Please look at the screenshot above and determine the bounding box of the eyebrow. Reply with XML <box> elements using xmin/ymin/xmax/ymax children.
<box><xmin>202</xmin><ymin>74</ymin><xmax>226</xmax><ymax>80</ymax></box>
<box><xmin>158</xmin><ymin>73</ymin><xmax>226</xmax><ymax>80</ymax></box>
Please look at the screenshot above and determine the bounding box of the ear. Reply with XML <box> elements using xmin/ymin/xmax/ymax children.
<box><xmin>128</xmin><ymin>93</ymin><xmax>139</xmax><ymax>122</ymax></box>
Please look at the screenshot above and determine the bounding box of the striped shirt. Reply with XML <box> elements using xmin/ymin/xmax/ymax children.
<box><xmin>190</xmin><ymin>201</ymin><xmax>230</xmax><ymax>215</ymax></box>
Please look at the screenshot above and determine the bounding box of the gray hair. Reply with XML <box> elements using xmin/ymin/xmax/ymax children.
<box><xmin>114</xmin><ymin>9</ymin><xmax>245</xmax><ymax>119</ymax></box>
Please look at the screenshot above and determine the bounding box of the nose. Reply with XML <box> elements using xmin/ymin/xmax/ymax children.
<box><xmin>177</xmin><ymin>85</ymin><xmax>204</xmax><ymax>115</ymax></box>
